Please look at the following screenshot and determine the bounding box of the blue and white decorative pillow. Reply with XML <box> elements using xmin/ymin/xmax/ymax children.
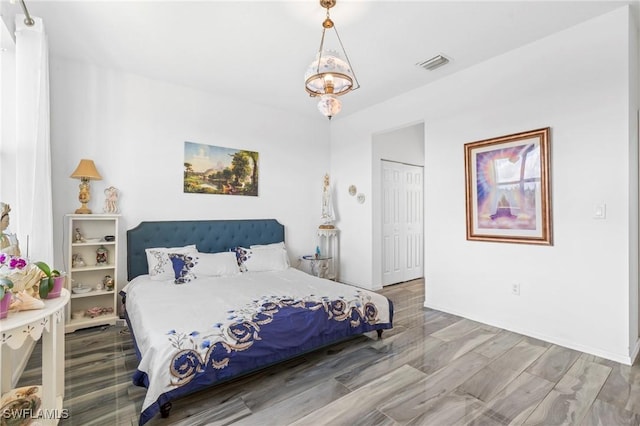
<box><xmin>229</xmin><ymin>247</ymin><xmax>250</xmax><ymax>272</ymax></box>
<box><xmin>145</xmin><ymin>245</ymin><xmax>197</xmax><ymax>281</ymax></box>
<box><xmin>168</xmin><ymin>253</ymin><xmax>199</xmax><ymax>284</ymax></box>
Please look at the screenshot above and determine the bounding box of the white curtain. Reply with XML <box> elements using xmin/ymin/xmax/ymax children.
<box><xmin>14</xmin><ymin>14</ymin><xmax>53</xmax><ymax>263</ymax></box>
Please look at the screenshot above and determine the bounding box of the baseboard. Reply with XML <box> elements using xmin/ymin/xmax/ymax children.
<box><xmin>424</xmin><ymin>301</ymin><xmax>633</xmax><ymax>365</ymax></box>
<box><xmin>630</xmin><ymin>337</ymin><xmax>640</xmax><ymax>365</ymax></box>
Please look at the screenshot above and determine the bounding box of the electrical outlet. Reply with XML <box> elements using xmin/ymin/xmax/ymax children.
<box><xmin>511</xmin><ymin>283</ymin><xmax>520</xmax><ymax>296</ymax></box>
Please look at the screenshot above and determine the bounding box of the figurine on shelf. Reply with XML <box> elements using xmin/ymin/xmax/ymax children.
<box><xmin>103</xmin><ymin>186</ymin><xmax>119</xmax><ymax>214</ymax></box>
<box><xmin>85</xmin><ymin>306</ymin><xmax>114</xmax><ymax>318</ymax></box>
<box><xmin>72</xmin><ymin>254</ymin><xmax>86</xmax><ymax>268</ymax></box>
<box><xmin>74</xmin><ymin>228</ymin><xmax>83</xmax><ymax>243</ymax></box>
<box><xmin>0</xmin><ymin>203</ymin><xmax>21</xmax><ymax>256</ymax></box>
<box><xmin>96</xmin><ymin>245</ymin><xmax>108</xmax><ymax>265</ymax></box>
<box><xmin>102</xmin><ymin>275</ymin><xmax>114</xmax><ymax>291</ymax></box>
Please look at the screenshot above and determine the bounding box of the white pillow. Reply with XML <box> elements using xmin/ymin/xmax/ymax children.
<box><xmin>242</xmin><ymin>247</ymin><xmax>289</xmax><ymax>272</ymax></box>
<box><xmin>194</xmin><ymin>252</ymin><xmax>240</xmax><ymax>277</ymax></box>
<box><xmin>146</xmin><ymin>245</ymin><xmax>197</xmax><ymax>281</ymax></box>
<box><xmin>249</xmin><ymin>242</ymin><xmax>290</xmax><ymax>267</ymax></box>
<box><xmin>250</xmin><ymin>242</ymin><xmax>286</xmax><ymax>249</ymax></box>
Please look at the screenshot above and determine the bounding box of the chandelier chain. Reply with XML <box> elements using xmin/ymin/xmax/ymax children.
<box><xmin>332</xmin><ymin>25</ymin><xmax>360</xmax><ymax>91</ymax></box>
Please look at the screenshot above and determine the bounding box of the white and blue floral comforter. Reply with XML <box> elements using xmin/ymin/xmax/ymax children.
<box><xmin>122</xmin><ymin>267</ymin><xmax>394</xmax><ymax>425</ymax></box>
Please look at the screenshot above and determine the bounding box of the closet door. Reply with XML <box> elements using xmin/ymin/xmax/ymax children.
<box><xmin>381</xmin><ymin>160</ymin><xmax>423</xmax><ymax>285</ymax></box>
<box><xmin>382</xmin><ymin>161</ymin><xmax>403</xmax><ymax>285</ymax></box>
<box><xmin>404</xmin><ymin>165</ymin><xmax>423</xmax><ymax>281</ymax></box>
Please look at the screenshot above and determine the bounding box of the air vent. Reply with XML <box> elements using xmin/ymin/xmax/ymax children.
<box><xmin>416</xmin><ymin>54</ymin><xmax>450</xmax><ymax>71</ymax></box>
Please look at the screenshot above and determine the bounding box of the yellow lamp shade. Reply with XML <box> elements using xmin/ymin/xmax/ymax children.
<box><xmin>70</xmin><ymin>159</ymin><xmax>102</xmax><ymax>180</ymax></box>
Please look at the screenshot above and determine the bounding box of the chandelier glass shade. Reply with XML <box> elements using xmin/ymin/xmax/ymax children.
<box><xmin>304</xmin><ymin>50</ymin><xmax>355</xmax><ymax>97</ymax></box>
<box><xmin>305</xmin><ymin>0</ymin><xmax>359</xmax><ymax>120</ymax></box>
<box><xmin>317</xmin><ymin>94</ymin><xmax>342</xmax><ymax>118</ymax></box>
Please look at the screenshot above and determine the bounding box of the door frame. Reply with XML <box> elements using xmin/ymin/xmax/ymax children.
<box><xmin>371</xmin><ymin>122</ymin><xmax>425</xmax><ymax>290</ymax></box>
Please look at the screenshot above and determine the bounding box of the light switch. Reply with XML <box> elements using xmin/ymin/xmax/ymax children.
<box><xmin>594</xmin><ymin>203</ymin><xmax>606</xmax><ymax>219</ymax></box>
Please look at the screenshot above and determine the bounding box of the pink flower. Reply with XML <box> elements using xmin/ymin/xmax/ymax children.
<box><xmin>7</xmin><ymin>257</ymin><xmax>27</xmax><ymax>270</ymax></box>
<box><xmin>0</xmin><ymin>255</ymin><xmax>27</xmax><ymax>269</ymax></box>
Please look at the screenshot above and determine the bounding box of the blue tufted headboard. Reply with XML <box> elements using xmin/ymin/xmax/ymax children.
<box><xmin>127</xmin><ymin>219</ymin><xmax>285</xmax><ymax>281</ymax></box>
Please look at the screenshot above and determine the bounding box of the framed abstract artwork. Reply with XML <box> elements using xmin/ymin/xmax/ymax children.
<box><xmin>183</xmin><ymin>141</ymin><xmax>259</xmax><ymax>196</ymax></box>
<box><xmin>464</xmin><ymin>127</ymin><xmax>551</xmax><ymax>245</ymax></box>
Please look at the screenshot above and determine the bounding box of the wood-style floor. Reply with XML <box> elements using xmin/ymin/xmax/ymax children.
<box><xmin>17</xmin><ymin>278</ymin><xmax>640</xmax><ymax>425</ymax></box>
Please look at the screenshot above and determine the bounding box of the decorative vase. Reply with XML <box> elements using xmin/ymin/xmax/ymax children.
<box><xmin>45</xmin><ymin>275</ymin><xmax>65</xmax><ymax>299</ymax></box>
<box><xmin>96</xmin><ymin>245</ymin><xmax>108</xmax><ymax>265</ymax></box>
<box><xmin>0</xmin><ymin>292</ymin><xmax>11</xmax><ymax>319</ymax></box>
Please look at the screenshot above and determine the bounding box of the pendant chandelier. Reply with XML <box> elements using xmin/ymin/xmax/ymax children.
<box><xmin>304</xmin><ymin>0</ymin><xmax>360</xmax><ymax>120</ymax></box>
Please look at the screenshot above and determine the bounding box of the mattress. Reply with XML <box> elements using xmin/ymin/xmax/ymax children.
<box><xmin>123</xmin><ymin>267</ymin><xmax>393</xmax><ymax>424</ymax></box>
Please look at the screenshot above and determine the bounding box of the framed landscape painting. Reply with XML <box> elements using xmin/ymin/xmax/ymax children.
<box><xmin>464</xmin><ymin>127</ymin><xmax>551</xmax><ymax>245</ymax></box>
<box><xmin>184</xmin><ymin>141</ymin><xmax>259</xmax><ymax>196</ymax></box>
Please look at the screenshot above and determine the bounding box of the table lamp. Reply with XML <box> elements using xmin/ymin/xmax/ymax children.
<box><xmin>70</xmin><ymin>159</ymin><xmax>102</xmax><ymax>214</ymax></box>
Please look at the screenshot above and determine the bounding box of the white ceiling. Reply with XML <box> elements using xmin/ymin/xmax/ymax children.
<box><xmin>5</xmin><ymin>0</ymin><xmax>638</xmax><ymax>120</ymax></box>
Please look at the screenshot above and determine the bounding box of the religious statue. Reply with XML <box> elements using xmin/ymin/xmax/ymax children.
<box><xmin>0</xmin><ymin>203</ymin><xmax>21</xmax><ymax>256</ymax></box>
<box><xmin>320</xmin><ymin>173</ymin><xmax>335</xmax><ymax>229</ymax></box>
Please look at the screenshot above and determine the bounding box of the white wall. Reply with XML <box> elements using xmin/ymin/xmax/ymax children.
<box><xmin>372</xmin><ymin>123</ymin><xmax>425</xmax><ymax>167</ymax></box>
<box><xmin>331</xmin><ymin>6</ymin><xmax>638</xmax><ymax>363</ymax></box>
<box><xmin>49</xmin><ymin>59</ymin><xmax>330</xmax><ymax>290</ymax></box>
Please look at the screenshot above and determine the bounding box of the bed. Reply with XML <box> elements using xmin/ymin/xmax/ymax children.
<box><xmin>123</xmin><ymin>219</ymin><xmax>394</xmax><ymax>425</ymax></box>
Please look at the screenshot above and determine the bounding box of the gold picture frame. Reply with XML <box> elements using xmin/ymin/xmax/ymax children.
<box><xmin>183</xmin><ymin>142</ymin><xmax>259</xmax><ymax>196</ymax></box>
<box><xmin>464</xmin><ymin>127</ymin><xmax>552</xmax><ymax>245</ymax></box>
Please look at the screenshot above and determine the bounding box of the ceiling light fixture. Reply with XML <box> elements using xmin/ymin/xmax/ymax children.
<box><xmin>304</xmin><ymin>0</ymin><xmax>360</xmax><ymax>120</ymax></box>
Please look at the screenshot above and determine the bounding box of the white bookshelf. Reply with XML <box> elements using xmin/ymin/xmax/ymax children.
<box><xmin>65</xmin><ymin>214</ymin><xmax>119</xmax><ymax>333</ymax></box>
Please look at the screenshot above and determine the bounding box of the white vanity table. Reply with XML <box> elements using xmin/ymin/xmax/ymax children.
<box><xmin>0</xmin><ymin>289</ymin><xmax>69</xmax><ymax>424</ymax></box>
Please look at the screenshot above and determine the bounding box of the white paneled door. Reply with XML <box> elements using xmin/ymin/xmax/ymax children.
<box><xmin>381</xmin><ymin>160</ymin><xmax>424</xmax><ymax>286</ymax></box>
